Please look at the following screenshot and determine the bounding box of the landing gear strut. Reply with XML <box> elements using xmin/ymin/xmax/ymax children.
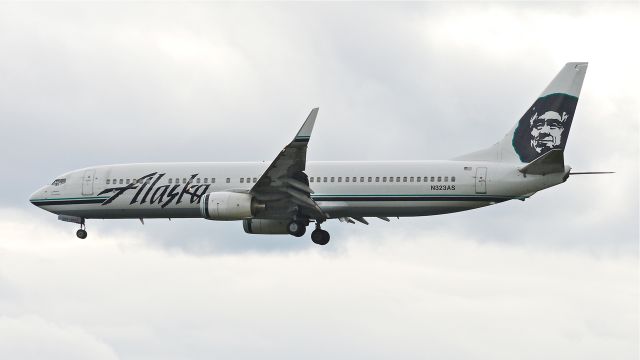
<box><xmin>76</xmin><ymin>223</ymin><xmax>87</xmax><ymax>239</ymax></box>
<box><xmin>311</xmin><ymin>223</ymin><xmax>330</xmax><ymax>245</ymax></box>
<box><xmin>287</xmin><ymin>220</ymin><xmax>306</xmax><ymax>237</ymax></box>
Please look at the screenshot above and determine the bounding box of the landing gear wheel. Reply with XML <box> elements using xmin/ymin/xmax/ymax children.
<box><xmin>76</xmin><ymin>229</ymin><xmax>87</xmax><ymax>239</ymax></box>
<box><xmin>311</xmin><ymin>229</ymin><xmax>330</xmax><ymax>245</ymax></box>
<box><xmin>287</xmin><ymin>221</ymin><xmax>306</xmax><ymax>237</ymax></box>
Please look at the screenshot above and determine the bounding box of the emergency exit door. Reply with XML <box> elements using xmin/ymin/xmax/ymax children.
<box><xmin>82</xmin><ymin>169</ymin><xmax>95</xmax><ymax>195</ymax></box>
<box><xmin>475</xmin><ymin>167</ymin><xmax>487</xmax><ymax>194</ymax></box>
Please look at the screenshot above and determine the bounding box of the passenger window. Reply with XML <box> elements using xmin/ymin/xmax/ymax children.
<box><xmin>310</xmin><ymin>177</ymin><xmax>314</xmax><ymax>183</ymax></box>
<box><xmin>337</xmin><ymin>177</ymin><xmax>342</xmax><ymax>182</ymax></box>
<box><xmin>430</xmin><ymin>176</ymin><xmax>435</xmax><ymax>182</ymax></box>
<box><xmin>389</xmin><ymin>177</ymin><xmax>394</xmax><ymax>183</ymax></box>
<box><xmin>253</xmin><ymin>178</ymin><xmax>257</xmax><ymax>183</ymax></box>
<box><xmin>323</xmin><ymin>177</ymin><xmax>327</xmax><ymax>182</ymax></box>
<box><xmin>106</xmin><ymin>179</ymin><xmax>110</xmax><ymax>185</ymax></box>
<box><xmin>452</xmin><ymin>176</ymin><xmax>456</xmax><ymax>182</ymax></box>
<box><xmin>196</xmin><ymin>178</ymin><xmax>201</xmax><ymax>184</ymax></box>
<box><xmin>437</xmin><ymin>176</ymin><xmax>442</xmax><ymax>182</ymax></box>
<box><xmin>444</xmin><ymin>176</ymin><xmax>448</xmax><ymax>182</ymax></box>
<box><xmin>410</xmin><ymin>177</ymin><xmax>414</xmax><ymax>182</ymax></box>
<box><xmin>126</xmin><ymin>179</ymin><xmax>130</xmax><ymax>184</ymax></box>
<box><xmin>204</xmin><ymin>178</ymin><xmax>208</xmax><ymax>184</ymax></box>
<box><xmin>375</xmin><ymin>177</ymin><xmax>379</xmax><ymax>182</ymax></box>
<box><xmin>403</xmin><ymin>177</ymin><xmax>407</xmax><ymax>182</ymax></box>
<box><xmin>212</xmin><ymin>178</ymin><xmax>216</xmax><ymax>183</ymax></box>
<box><xmin>352</xmin><ymin>177</ymin><xmax>356</xmax><ymax>182</ymax></box>
<box><xmin>383</xmin><ymin>177</ymin><xmax>387</xmax><ymax>182</ymax></box>
<box><xmin>331</xmin><ymin>177</ymin><xmax>335</xmax><ymax>182</ymax></box>
<box><xmin>226</xmin><ymin>178</ymin><xmax>230</xmax><ymax>183</ymax></box>
<box><xmin>175</xmin><ymin>178</ymin><xmax>179</xmax><ymax>184</ymax></box>
<box><xmin>362</xmin><ymin>177</ymin><xmax>366</xmax><ymax>182</ymax></box>
<box><xmin>183</xmin><ymin>178</ymin><xmax>187</xmax><ymax>184</ymax></box>
<box><xmin>345</xmin><ymin>177</ymin><xmax>349</xmax><ymax>182</ymax></box>
<box><xmin>240</xmin><ymin>178</ymin><xmax>244</xmax><ymax>183</ymax></box>
<box><xmin>119</xmin><ymin>179</ymin><xmax>123</xmax><ymax>185</ymax></box>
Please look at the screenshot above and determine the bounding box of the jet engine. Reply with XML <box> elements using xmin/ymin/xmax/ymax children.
<box><xmin>242</xmin><ymin>219</ymin><xmax>290</xmax><ymax>234</ymax></box>
<box><xmin>200</xmin><ymin>192</ymin><xmax>264</xmax><ymax>220</ymax></box>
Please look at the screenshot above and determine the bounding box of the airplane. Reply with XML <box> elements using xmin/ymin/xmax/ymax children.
<box><xmin>30</xmin><ymin>62</ymin><xmax>606</xmax><ymax>245</ymax></box>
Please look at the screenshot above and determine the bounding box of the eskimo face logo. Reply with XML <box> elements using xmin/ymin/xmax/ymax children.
<box><xmin>512</xmin><ymin>93</ymin><xmax>578</xmax><ymax>163</ymax></box>
<box><xmin>529</xmin><ymin>110</ymin><xmax>568</xmax><ymax>154</ymax></box>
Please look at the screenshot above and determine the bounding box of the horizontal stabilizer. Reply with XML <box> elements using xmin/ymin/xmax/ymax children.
<box><xmin>518</xmin><ymin>149</ymin><xmax>565</xmax><ymax>175</ymax></box>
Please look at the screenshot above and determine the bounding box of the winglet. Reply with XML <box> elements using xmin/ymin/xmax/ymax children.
<box><xmin>293</xmin><ymin>108</ymin><xmax>318</xmax><ymax>143</ymax></box>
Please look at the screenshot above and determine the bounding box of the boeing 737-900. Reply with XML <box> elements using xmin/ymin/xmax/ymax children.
<box><xmin>30</xmin><ymin>62</ymin><xmax>601</xmax><ymax>245</ymax></box>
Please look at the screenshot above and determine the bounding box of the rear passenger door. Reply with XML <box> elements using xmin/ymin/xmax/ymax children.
<box><xmin>475</xmin><ymin>167</ymin><xmax>487</xmax><ymax>194</ymax></box>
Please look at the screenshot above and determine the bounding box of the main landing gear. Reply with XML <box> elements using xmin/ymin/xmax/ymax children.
<box><xmin>311</xmin><ymin>223</ymin><xmax>330</xmax><ymax>246</ymax></box>
<box><xmin>288</xmin><ymin>219</ymin><xmax>330</xmax><ymax>245</ymax></box>
<box><xmin>287</xmin><ymin>220</ymin><xmax>306</xmax><ymax>237</ymax></box>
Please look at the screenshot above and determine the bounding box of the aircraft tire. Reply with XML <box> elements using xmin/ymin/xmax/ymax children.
<box><xmin>287</xmin><ymin>221</ymin><xmax>306</xmax><ymax>237</ymax></box>
<box><xmin>76</xmin><ymin>229</ymin><xmax>87</xmax><ymax>239</ymax></box>
<box><xmin>311</xmin><ymin>229</ymin><xmax>330</xmax><ymax>245</ymax></box>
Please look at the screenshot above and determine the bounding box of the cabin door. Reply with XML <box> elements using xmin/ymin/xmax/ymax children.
<box><xmin>475</xmin><ymin>167</ymin><xmax>487</xmax><ymax>194</ymax></box>
<box><xmin>82</xmin><ymin>169</ymin><xmax>95</xmax><ymax>195</ymax></box>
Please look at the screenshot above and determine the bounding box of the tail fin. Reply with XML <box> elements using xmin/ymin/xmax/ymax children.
<box><xmin>456</xmin><ymin>62</ymin><xmax>588</xmax><ymax>163</ymax></box>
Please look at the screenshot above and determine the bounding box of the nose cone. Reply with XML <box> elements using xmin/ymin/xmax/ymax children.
<box><xmin>29</xmin><ymin>186</ymin><xmax>48</xmax><ymax>207</ymax></box>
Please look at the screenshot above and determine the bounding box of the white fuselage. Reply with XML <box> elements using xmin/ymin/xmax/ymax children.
<box><xmin>30</xmin><ymin>160</ymin><xmax>568</xmax><ymax>220</ymax></box>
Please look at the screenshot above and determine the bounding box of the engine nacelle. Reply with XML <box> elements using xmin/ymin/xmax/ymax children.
<box><xmin>200</xmin><ymin>192</ymin><xmax>264</xmax><ymax>221</ymax></box>
<box><xmin>243</xmin><ymin>219</ymin><xmax>290</xmax><ymax>234</ymax></box>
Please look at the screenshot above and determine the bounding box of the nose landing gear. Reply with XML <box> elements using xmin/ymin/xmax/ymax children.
<box><xmin>76</xmin><ymin>224</ymin><xmax>87</xmax><ymax>239</ymax></box>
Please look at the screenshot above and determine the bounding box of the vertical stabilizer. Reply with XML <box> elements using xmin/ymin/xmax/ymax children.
<box><xmin>456</xmin><ymin>62</ymin><xmax>588</xmax><ymax>163</ymax></box>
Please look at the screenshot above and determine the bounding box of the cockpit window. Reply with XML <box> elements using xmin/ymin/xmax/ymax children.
<box><xmin>51</xmin><ymin>178</ymin><xmax>66</xmax><ymax>186</ymax></box>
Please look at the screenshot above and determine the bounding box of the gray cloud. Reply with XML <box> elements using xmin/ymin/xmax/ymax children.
<box><xmin>0</xmin><ymin>211</ymin><xmax>637</xmax><ymax>359</ymax></box>
<box><xmin>0</xmin><ymin>315</ymin><xmax>118</xmax><ymax>360</ymax></box>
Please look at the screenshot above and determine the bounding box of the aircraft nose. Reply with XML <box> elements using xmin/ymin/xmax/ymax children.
<box><xmin>29</xmin><ymin>186</ymin><xmax>47</xmax><ymax>207</ymax></box>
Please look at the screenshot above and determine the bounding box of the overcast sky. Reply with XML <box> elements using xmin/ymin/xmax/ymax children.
<box><xmin>0</xmin><ymin>2</ymin><xmax>638</xmax><ymax>359</ymax></box>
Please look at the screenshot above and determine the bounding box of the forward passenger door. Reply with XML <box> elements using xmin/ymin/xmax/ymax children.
<box><xmin>82</xmin><ymin>169</ymin><xmax>95</xmax><ymax>195</ymax></box>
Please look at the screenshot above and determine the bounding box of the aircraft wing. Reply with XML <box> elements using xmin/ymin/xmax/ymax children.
<box><xmin>250</xmin><ymin>108</ymin><xmax>328</xmax><ymax>220</ymax></box>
